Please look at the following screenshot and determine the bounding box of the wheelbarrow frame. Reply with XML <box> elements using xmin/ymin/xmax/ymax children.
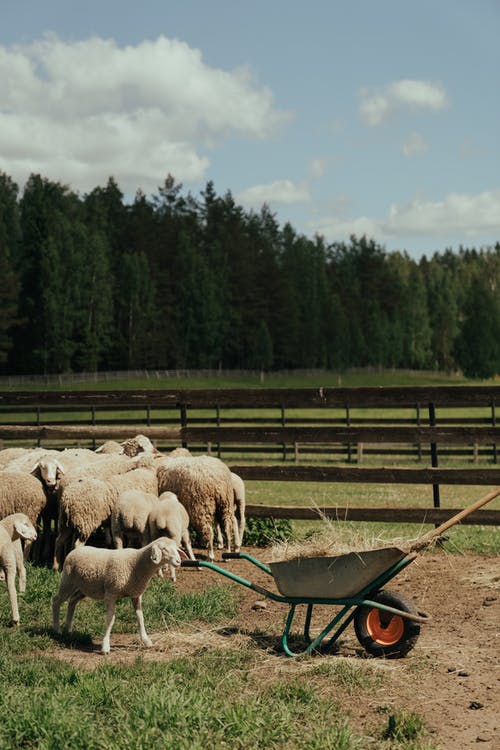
<box><xmin>182</xmin><ymin>550</ymin><xmax>427</xmax><ymax>657</ymax></box>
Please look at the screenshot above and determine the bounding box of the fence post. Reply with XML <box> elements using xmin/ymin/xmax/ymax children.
<box><xmin>216</xmin><ymin>404</ymin><xmax>221</xmax><ymax>458</ymax></box>
<box><xmin>180</xmin><ymin>403</ymin><xmax>188</xmax><ymax>449</ymax></box>
<box><xmin>428</xmin><ymin>401</ymin><xmax>440</xmax><ymax>513</ymax></box>
<box><xmin>492</xmin><ymin>401</ymin><xmax>497</xmax><ymax>464</ymax></box>
<box><xmin>281</xmin><ymin>405</ymin><xmax>286</xmax><ymax>461</ymax></box>
<box><xmin>416</xmin><ymin>403</ymin><xmax>422</xmax><ymax>462</ymax></box>
<box><xmin>345</xmin><ymin>404</ymin><xmax>351</xmax><ymax>463</ymax></box>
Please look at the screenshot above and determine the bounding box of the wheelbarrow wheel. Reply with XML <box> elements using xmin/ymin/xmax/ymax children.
<box><xmin>354</xmin><ymin>589</ymin><xmax>420</xmax><ymax>659</ymax></box>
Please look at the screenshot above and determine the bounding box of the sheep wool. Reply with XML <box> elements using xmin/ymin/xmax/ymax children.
<box><xmin>156</xmin><ymin>455</ymin><xmax>237</xmax><ymax>560</ymax></box>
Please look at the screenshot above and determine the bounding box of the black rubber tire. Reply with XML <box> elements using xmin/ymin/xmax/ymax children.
<box><xmin>354</xmin><ymin>589</ymin><xmax>420</xmax><ymax>658</ymax></box>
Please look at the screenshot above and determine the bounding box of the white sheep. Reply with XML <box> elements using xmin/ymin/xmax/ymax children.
<box><xmin>156</xmin><ymin>455</ymin><xmax>239</xmax><ymax>561</ymax></box>
<box><xmin>120</xmin><ymin>434</ymin><xmax>159</xmax><ymax>457</ymax></box>
<box><xmin>54</xmin><ymin>467</ymin><xmax>158</xmax><ymax>568</ymax></box>
<box><xmin>0</xmin><ymin>513</ymin><xmax>37</xmax><ymax>624</ymax></box>
<box><xmin>147</xmin><ymin>491</ymin><xmax>196</xmax><ymax>580</ymax></box>
<box><xmin>52</xmin><ymin>537</ymin><xmax>185</xmax><ymax>653</ymax></box>
<box><xmin>111</xmin><ymin>488</ymin><xmax>158</xmax><ymax>550</ymax></box>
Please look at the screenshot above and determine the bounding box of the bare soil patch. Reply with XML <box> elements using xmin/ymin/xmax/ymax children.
<box><xmin>50</xmin><ymin>548</ymin><xmax>499</xmax><ymax>749</ymax></box>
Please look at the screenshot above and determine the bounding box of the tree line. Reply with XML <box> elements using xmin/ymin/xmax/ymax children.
<box><xmin>0</xmin><ymin>171</ymin><xmax>499</xmax><ymax>378</ymax></box>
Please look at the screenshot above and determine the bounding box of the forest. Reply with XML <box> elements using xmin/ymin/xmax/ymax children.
<box><xmin>0</xmin><ymin>171</ymin><xmax>499</xmax><ymax>378</ymax></box>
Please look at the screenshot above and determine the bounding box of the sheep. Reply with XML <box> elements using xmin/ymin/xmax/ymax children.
<box><xmin>54</xmin><ymin>467</ymin><xmax>158</xmax><ymax>569</ymax></box>
<box><xmin>120</xmin><ymin>434</ymin><xmax>158</xmax><ymax>457</ymax></box>
<box><xmin>156</xmin><ymin>455</ymin><xmax>239</xmax><ymax>561</ymax></box>
<box><xmin>0</xmin><ymin>513</ymin><xmax>37</xmax><ymax>624</ymax></box>
<box><xmin>147</xmin><ymin>491</ymin><xmax>195</xmax><ymax>580</ymax></box>
<box><xmin>0</xmin><ymin>471</ymin><xmax>48</xmax><ymax>534</ymax></box>
<box><xmin>216</xmin><ymin>472</ymin><xmax>246</xmax><ymax>550</ymax></box>
<box><xmin>52</xmin><ymin>537</ymin><xmax>185</xmax><ymax>654</ymax></box>
<box><xmin>111</xmin><ymin>488</ymin><xmax>158</xmax><ymax>550</ymax></box>
<box><xmin>95</xmin><ymin>440</ymin><xmax>124</xmax><ymax>455</ymax></box>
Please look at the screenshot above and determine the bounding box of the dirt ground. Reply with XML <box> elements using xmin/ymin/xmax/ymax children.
<box><xmin>50</xmin><ymin>548</ymin><xmax>499</xmax><ymax>750</ymax></box>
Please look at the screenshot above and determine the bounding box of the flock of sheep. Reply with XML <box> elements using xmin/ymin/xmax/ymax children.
<box><xmin>0</xmin><ymin>436</ymin><xmax>246</xmax><ymax>653</ymax></box>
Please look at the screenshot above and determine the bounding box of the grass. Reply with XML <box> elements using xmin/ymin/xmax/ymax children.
<box><xmin>0</xmin><ymin>562</ymin><xmax>441</xmax><ymax>750</ymax></box>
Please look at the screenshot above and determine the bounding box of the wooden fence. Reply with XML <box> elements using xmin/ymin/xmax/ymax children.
<box><xmin>1</xmin><ymin>386</ymin><xmax>499</xmax><ymax>526</ymax></box>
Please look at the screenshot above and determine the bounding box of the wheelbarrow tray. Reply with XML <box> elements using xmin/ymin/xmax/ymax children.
<box><xmin>269</xmin><ymin>547</ymin><xmax>407</xmax><ymax>599</ymax></box>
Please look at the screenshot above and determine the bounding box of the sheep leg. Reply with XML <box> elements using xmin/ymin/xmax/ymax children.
<box><xmin>65</xmin><ymin>590</ymin><xmax>85</xmax><ymax>633</ymax></box>
<box><xmin>181</xmin><ymin>529</ymin><xmax>196</xmax><ymax>561</ymax></box>
<box><xmin>232</xmin><ymin>514</ymin><xmax>241</xmax><ymax>552</ymax></box>
<box><xmin>101</xmin><ymin>596</ymin><xmax>117</xmax><ymax>654</ymax></box>
<box><xmin>215</xmin><ymin>523</ymin><xmax>224</xmax><ymax>549</ymax></box>
<box><xmin>13</xmin><ymin>539</ymin><xmax>26</xmax><ymax>593</ymax></box>
<box><xmin>54</xmin><ymin>525</ymin><xmax>72</xmax><ymax>570</ymax></box>
<box><xmin>5</xmin><ymin>566</ymin><xmax>20</xmax><ymax>625</ymax></box>
<box><xmin>131</xmin><ymin>595</ymin><xmax>152</xmax><ymax>648</ymax></box>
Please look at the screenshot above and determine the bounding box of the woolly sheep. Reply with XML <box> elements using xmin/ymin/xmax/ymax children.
<box><xmin>0</xmin><ymin>513</ymin><xmax>37</xmax><ymax>624</ymax></box>
<box><xmin>111</xmin><ymin>488</ymin><xmax>158</xmax><ymax>549</ymax></box>
<box><xmin>0</xmin><ymin>471</ymin><xmax>48</xmax><ymax>532</ymax></box>
<box><xmin>52</xmin><ymin>537</ymin><xmax>185</xmax><ymax>653</ymax></box>
<box><xmin>95</xmin><ymin>440</ymin><xmax>124</xmax><ymax>455</ymax></box>
<box><xmin>120</xmin><ymin>434</ymin><xmax>158</xmax><ymax>457</ymax></box>
<box><xmin>147</xmin><ymin>491</ymin><xmax>195</xmax><ymax>580</ymax></box>
<box><xmin>54</xmin><ymin>467</ymin><xmax>158</xmax><ymax>568</ymax></box>
<box><xmin>156</xmin><ymin>455</ymin><xmax>238</xmax><ymax>561</ymax></box>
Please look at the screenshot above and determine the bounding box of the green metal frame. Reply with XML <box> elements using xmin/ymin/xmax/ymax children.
<box><xmin>181</xmin><ymin>551</ymin><xmax>428</xmax><ymax>657</ymax></box>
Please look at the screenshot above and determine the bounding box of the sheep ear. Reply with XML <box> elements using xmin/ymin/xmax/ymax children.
<box><xmin>14</xmin><ymin>520</ymin><xmax>35</xmax><ymax>540</ymax></box>
<box><xmin>150</xmin><ymin>545</ymin><xmax>163</xmax><ymax>564</ymax></box>
<box><xmin>177</xmin><ymin>548</ymin><xmax>188</xmax><ymax>560</ymax></box>
<box><xmin>55</xmin><ymin>460</ymin><xmax>65</xmax><ymax>475</ymax></box>
<box><xmin>30</xmin><ymin>462</ymin><xmax>40</xmax><ymax>476</ymax></box>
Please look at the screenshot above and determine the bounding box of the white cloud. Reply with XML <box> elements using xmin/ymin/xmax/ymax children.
<box><xmin>0</xmin><ymin>34</ymin><xmax>291</xmax><ymax>193</ymax></box>
<box><xmin>311</xmin><ymin>189</ymin><xmax>500</xmax><ymax>241</ymax></box>
<box><xmin>237</xmin><ymin>179</ymin><xmax>311</xmax><ymax>206</ymax></box>
<box><xmin>385</xmin><ymin>189</ymin><xmax>500</xmax><ymax>236</ymax></box>
<box><xmin>360</xmin><ymin>79</ymin><xmax>449</xmax><ymax>126</ymax></box>
<box><xmin>309</xmin><ymin>159</ymin><xmax>326</xmax><ymax>178</ymax></box>
<box><xmin>402</xmin><ymin>132</ymin><xmax>430</xmax><ymax>157</ymax></box>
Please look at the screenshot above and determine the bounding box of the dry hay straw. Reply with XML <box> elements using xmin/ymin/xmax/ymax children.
<box><xmin>270</xmin><ymin>505</ymin><xmax>423</xmax><ymax>563</ymax></box>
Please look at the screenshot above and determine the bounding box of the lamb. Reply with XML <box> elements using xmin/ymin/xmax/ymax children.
<box><xmin>52</xmin><ymin>537</ymin><xmax>185</xmax><ymax>654</ymax></box>
<box><xmin>156</xmin><ymin>455</ymin><xmax>239</xmax><ymax>561</ymax></box>
<box><xmin>0</xmin><ymin>513</ymin><xmax>37</xmax><ymax>624</ymax></box>
<box><xmin>54</xmin><ymin>467</ymin><xmax>158</xmax><ymax>568</ymax></box>
<box><xmin>147</xmin><ymin>491</ymin><xmax>195</xmax><ymax>580</ymax></box>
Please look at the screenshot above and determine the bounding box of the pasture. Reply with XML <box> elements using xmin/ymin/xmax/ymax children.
<box><xmin>0</xmin><ymin>370</ymin><xmax>498</xmax><ymax>748</ymax></box>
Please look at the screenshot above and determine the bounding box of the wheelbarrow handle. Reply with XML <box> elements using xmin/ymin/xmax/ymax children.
<box><xmin>181</xmin><ymin>560</ymin><xmax>201</xmax><ymax>568</ymax></box>
<box><xmin>222</xmin><ymin>552</ymin><xmax>243</xmax><ymax>559</ymax></box>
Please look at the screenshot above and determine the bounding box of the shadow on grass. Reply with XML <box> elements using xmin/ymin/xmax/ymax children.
<box><xmin>28</xmin><ymin>625</ymin><xmax>94</xmax><ymax>650</ymax></box>
<box><xmin>216</xmin><ymin>625</ymin><xmax>343</xmax><ymax>657</ymax></box>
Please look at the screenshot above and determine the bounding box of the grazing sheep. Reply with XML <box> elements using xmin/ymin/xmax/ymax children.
<box><xmin>111</xmin><ymin>488</ymin><xmax>158</xmax><ymax>550</ymax></box>
<box><xmin>0</xmin><ymin>513</ymin><xmax>37</xmax><ymax>624</ymax></box>
<box><xmin>0</xmin><ymin>471</ymin><xmax>48</xmax><ymax>533</ymax></box>
<box><xmin>147</xmin><ymin>491</ymin><xmax>195</xmax><ymax>580</ymax></box>
<box><xmin>156</xmin><ymin>455</ymin><xmax>238</xmax><ymax>561</ymax></box>
<box><xmin>52</xmin><ymin>537</ymin><xmax>185</xmax><ymax>653</ymax></box>
<box><xmin>54</xmin><ymin>467</ymin><xmax>158</xmax><ymax>569</ymax></box>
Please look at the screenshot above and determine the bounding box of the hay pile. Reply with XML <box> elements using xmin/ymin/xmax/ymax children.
<box><xmin>270</xmin><ymin>519</ymin><xmax>415</xmax><ymax>563</ymax></box>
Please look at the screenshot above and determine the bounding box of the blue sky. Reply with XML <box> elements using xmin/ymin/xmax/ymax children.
<box><xmin>2</xmin><ymin>0</ymin><xmax>499</xmax><ymax>258</ymax></box>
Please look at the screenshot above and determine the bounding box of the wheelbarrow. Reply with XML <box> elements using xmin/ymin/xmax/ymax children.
<box><xmin>181</xmin><ymin>488</ymin><xmax>499</xmax><ymax>658</ymax></box>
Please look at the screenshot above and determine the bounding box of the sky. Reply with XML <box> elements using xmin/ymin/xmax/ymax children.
<box><xmin>1</xmin><ymin>0</ymin><xmax>499</xmax><ymax>259</ymax></box>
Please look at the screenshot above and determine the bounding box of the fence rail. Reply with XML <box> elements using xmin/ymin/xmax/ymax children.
<box><xmin>1</xmin><ymin>386</ymin><xmax>499</xmax><ymax>527</ymax></box>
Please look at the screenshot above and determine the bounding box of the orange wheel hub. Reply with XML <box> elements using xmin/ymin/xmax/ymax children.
<box><xmin>366</xmin><ymin>608</ymin><xmax>404</xmax><ymax>645</ymax></box>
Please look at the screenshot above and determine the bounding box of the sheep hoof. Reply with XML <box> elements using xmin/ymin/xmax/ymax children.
<box><xmin>10</xmin><ymin>619</ymin><xmax>20</xmax><ymax>627</ymax></box>
<box><xmin>142</xmin><ymin>637</ymin><xmax>153</xmax><ymax>648</ymax></box>
<box><xmin>100</xmin><ymin>647</ymin><xmax>110</xmax><ymax>655</ymax></box>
